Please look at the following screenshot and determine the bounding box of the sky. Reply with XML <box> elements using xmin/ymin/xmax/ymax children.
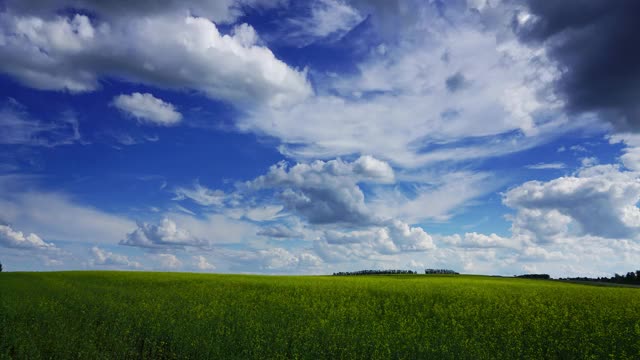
<box><xmin>1</xmin><ymin>0</ymin><xmax>640</xmax><ymax>277</ymax></box>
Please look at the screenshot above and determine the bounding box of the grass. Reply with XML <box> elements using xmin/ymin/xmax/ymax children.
<box><xmin>1</xmin><ymin>271</ymin><xmax>639</xmax><ymax>359</ymax></box>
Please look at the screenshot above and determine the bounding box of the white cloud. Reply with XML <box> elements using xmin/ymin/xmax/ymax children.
<box><xmin>221</xmin><ymin>247</ymin><xmax>323</xmax><ymax>272</ymax></box>
<box><xmin>173</xmin><ymin>181</ymin><xmax>226</xmax><ymax>207</ymax></box>
<box><xmin>0</xmin><ymin>223</ymin><xmax>56</xmax><ymax>250</ymax></box>
<box><xmin>120</xmin><ymin>218</ymin><xmax>205</xmax><ymax>249</ymax></box>
<box><xmin>4</xmin><ymin>0</ymin><xmax>285</xmax><ymax>25</ymax></box>
<box><xmin>609</xmin><ymin>133</ymin><xmax>640</xmax><ymax>171</ymax></box>
<box><xmin>580</xmin><ymin>157</ymin><xmax>599</xmax><ymax>167</ymax></box>
<box><xmin>283</xmin><ymin>0</ymin><xmax>363</xmax><ymax>45</ymax></box>
<box><xmin>441</xmin><ymin>232</ymin><xmax>513</xmax><ymax>249</ymax></box>
<box><xmin>154</xmin><ymin>253</ymin><xmax>182</xmax><ymax>269</ymax></box>
<box><xmin>248</xmin><ymin>156</ymin><xmax>395</xmax><ymax>225</ymax></box>
<box><xmin>112</xmin><ymin>93</ymin><xmax>182</xmax><ymax>126</ymax></box>
<box><xmin>166</xmin><ymin>212</ymin><xmax>260</xmax><ymax>245</ymax></box>
<box><xmin>90</xmin><ymin>246</ymin><xmax>141</xmax><ymax>268</ymax></box>
<box><xmin>225</xmin><ymin>205</ymin><xmax>284</xmax><ymax>222</ymax></box>
<box><xmin>0</xmin><ymin>100</ymin><xmax>81</xmax><ymax>146</ymax></box>
<box><xmin>504</xmin><ymin>164</ymin><xmax>640</xmax><ymax>240</ymax></box>
<box><xmin>256</xmin><ymin>224</ymin><xmax>303</xmax><ymax>238</ymax></box>
<box><xmin>370</xmin><ymin>171</ymin><xmax>497</xmax><ymax>223</ymax></box>
<box><xmin>526</xmin><ymin>162</ymin><xmax>566</xmax><ymax>170</ymax></box>
<box><xmin>0</xmin><ymin>12</ymin><xmax>311</xmax><ymax>108</ymax></box>
<box><xmin>193</xmin><ymin>255</ymin><xmax>216</xmax><ymax>271</ymax></box>
<box><xmin>319</xmin><ymin>219</ymin><xmax>435</xmax><ymax>260</ymax></box>
<box><xmin>0</xmin><ymin>184</ymin><xmax>136</xmax><ymax>245</ymax></box>
<box><xmin>238</xmin><ymin>4</ymin><xmax>566</xmax><ymax>167</ymax></box>
<box><xmin>518</xmin><ymin>246</ymin><xmax>567</xmax><ymax>261</ymax></box>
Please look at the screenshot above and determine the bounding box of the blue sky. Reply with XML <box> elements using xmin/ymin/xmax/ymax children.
<box><xmin>2</xmin><ymin>0</ymin><xmax>640</xmax><ymax>277</ymax></box>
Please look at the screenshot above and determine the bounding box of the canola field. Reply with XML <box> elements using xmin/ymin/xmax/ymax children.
<box><xmin>1</xmin><ymin>271</ymin><xmax>639</xmax><ymax>359</ymax></box>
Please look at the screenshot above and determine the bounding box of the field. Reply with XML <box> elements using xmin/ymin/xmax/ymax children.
<box><xmin>1</xmin><ymin>272</ymin><xmax>639</xmax><ymax>359</ymax></box>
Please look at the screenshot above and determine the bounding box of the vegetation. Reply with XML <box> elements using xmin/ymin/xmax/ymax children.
<box><xmin>1</xmin><ymin>272</ymin><xmax>640</xmax><ymax>359</ymax></box>
<box><xmin>0</xmin><ymin>262</ymin><xmax>2</xmax><ymax>273</ymax></box>
<box><xmin>333</xmin><ymin>269</ymin><xmax>417</xmax><ymax>276</ymax></box>
<box><xmin>560</xmin><ymin>270</ymin><xmax>640</xmax><ymax>285</ymax></box>
<box><xmin>515</xmin><ymin>274</ymin><xmax>550</xmax><ymax>280</ymax></box>
<box><xmin>425</xmin><ymin>269</ymin><xmax>459</xmax><ymax>275</ymax></box>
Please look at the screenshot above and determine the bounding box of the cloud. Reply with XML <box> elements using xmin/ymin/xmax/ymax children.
<box><xmin>162</xmin><ymin>211</ymin><xmax>260</xmax><ymax>245</ymax></box>
<box><xmin>238</xmin><ymin>3</ymin><xmax>566</xmax><ymax>167</ymax></box>
<box><xmin>0</xmin><ymin>12</ymin><xmax>311</xmax><ymax>108</ymax></box>
<box><xmin>517</xmin><ymin>0</ymin><xmax>640</xmax><ymax>131</ymax></box>
<box><xmin>283</xmin><ymin>0</ymin><xmax>364</xmax><ymax>45</ymax></box>
<box><xmin>526</xmin><ymin>162</ymin><xmax>566</xmax><ymax>170</ymax></box>
<box><xmin>504</xmin><ymin>164</ymin><xmax>640</xmax><ymax>240</ymax></box>
<box><xmin>256</xmin><ymin>224</ymin><xmax>303</xmax><ymax>238</ymax></box>
<box><xmin>173</xmin><ymin>181</ymin><xmax>227</xmax><ymax>207</ymax></box>
<box><xmin>445</xmin><ymin>72</ymin><xmax>470</xmax><ymax>93</ymax></box>
<box><xmin>240</xmin><ymin>206</ymin><xmax>284</xmax><ymax>222</ymax></box>
<box><xmin>154</xmin><ymin>253</ymin><xmax>182</xmax><ymax>269</ymax></box>
<box><xmin>173</xmin><ymin>180</ymin><xmax>227</xmax><ymax>206</ymax></box>
<box><xmin>112</xmin><ymin>93</ymin><xmax>182</xmax><ymax>126</ymax></box>
<box><xmin>120</xmin><ymin>218</ymin><xmax>206</xmax><ymax>249</ymax></box>
<box><xmin>193</xmin><ymin>255</ymin><xmax>216</xmax><ymax>270</ymax></box>
<box><xmin>0</xmin><ymin>100</ymin><xmax>82</xmax><ymax>146</ymax></box>
<box><xmin>3</xmin><ymin>0</ymin><xmax>285</xmax><ymax>24</ymax></box>
<box><xmin>221</xmin><ymin>247</ymin><xmax>322</xmax><ymax>272</ymax></box>
<box><xmin>0</xmin><ymin>223</ymin><xmax>56</xmax><ymax>250</ymax></box>
<box><xmin>0</xmin><ymin>181</ymin><xmax>136</xmax><ymax>245</ymax></box>
<box><xmin>609</xmin><ymin>133</ymin><xmax>640</xmax><ymax>171</ymax></box>
<box><xmin>319</xmin><ymin>219</ymin><xmax>435</xmax><ymax>260</ymax></box>
<box><xmin>248</xmin><ymin>156</ymin><xmax>394</xmax><ymax>225</ymax></box>
<box><xmin>369</xmin><ymin>171</ymin><xmax>497</xmax><ymax>223</ymax></box>
<box><xmin>90</xmin><ymin>246</ymin><xmax>141</xmax><ymax>268</ymax></box>
<box><xmin>440</xmin><ymin>232</ymin><xmax>513</xmax><ymax>249</ymax></box>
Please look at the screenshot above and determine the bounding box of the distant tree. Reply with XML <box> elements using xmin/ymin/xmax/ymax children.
<box><xmin>0</xmin><ymin>262</ymin><xmax>3</xmax><ymax>272</ymax></box>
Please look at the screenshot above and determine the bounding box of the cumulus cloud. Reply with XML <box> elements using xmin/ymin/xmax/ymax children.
<box><xmin>441</xmin><ymin>232</ymin><xmax>513</xmax><ymax>249</ymax></box>
<box><xmin>319</xmin><ymin>219</ymin><xmax>435</xmax><ymax>260</ymax></box>
<box><xmin>154</xmin><ymin>253</ymin><xmax>182</xmax><ymax>269</ymax></box>
<box><xmin>504</xmin><ymin>164</ymin><xmax>640</xmax><ymax>240</ymax></box>
<box><xmin>3</xmin><ymin>0</ymin><xmax>285</xmax><ymax>24</ymax></box>
<box><xmin>120</xmin><ymin>218</ymin><xmax>206</xmax><ymax>249</ymax></box>
<box><xmin>112</xmin><ymin>93</ymin><xmax>182</xmax><ymax>126</ymax></box>
<box><xmin>238</xmin><ymin>1</ymin><xmax>566</xmax><ymax>167</ymax></box>
<box><xmin>0</xmin><ymin>12</ymin><xmax>311</xmax><ymax>107</ymax></box>
<box><xmin>90</xmin><ymin>246</ymin><xmax>141</xmax><ymax>268</ymax></box>
<box><xmin>223</xmin><ymin>247</ymin><xmax>322</xmax><ymax>272</ymax></box>
<box><xmin>193</xmin><ymin>255</ymin><xmax>216</xmax><ymax>271</ymax></box>
<box><xmin>164</xmin><ymin>212</ymin><xmax>259</xmax><ymax>245</ymax></box>
<box><xmin>517</xmin><ymin>0</ymin><xmax>640</xmax><ymax>131</ymax></box>
<box><xmin>0</xmin><ymin>223</ymin><xmax>56</xmax><ymax>250</ymax></box>
<box><xmin>248</xmin><ymin>156</ymin><xmax>394</xmax><ymax>225</ymax></box>
<box><xmin>609</xmin><ymin>133</ymin><xmax>640</xmax><ymax>171</ymax></box>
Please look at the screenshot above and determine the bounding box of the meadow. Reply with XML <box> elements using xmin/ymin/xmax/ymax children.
<box><xmin>1</xmin><ymin>272</ymin><xmax>639</xmax><ymax>359</ymax></box>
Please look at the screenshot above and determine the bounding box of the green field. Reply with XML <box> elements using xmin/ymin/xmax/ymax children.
<box><xmin>1</xmin><ymin>272</ymin><xmax>639</xmax><ymax>359</ymax></box>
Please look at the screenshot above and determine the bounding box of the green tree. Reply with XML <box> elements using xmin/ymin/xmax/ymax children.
<box><xmin>0</xmin><ymin>262</ymin><xmax>3</xmax><ymax>272</ymax></box>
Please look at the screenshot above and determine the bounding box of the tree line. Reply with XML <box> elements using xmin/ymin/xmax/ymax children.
<box><xmin>332</xmin><ymin>269</ymin><xmax>460</xmax><ymax>276</ymax></box>
<box><xmin>333</xmin><ymin>269</ymin><xmax>418</xmax><ymax>276</ymax></box>
<box><xmin>560</xmin><ymin>270</ymin><xmax>640</xmax><ymax>285</ymax></box>
<box><xmin>515</xmin><ymin>274</ymin><xmax>550</xmax><ymax>279</ymax></box>
<box><xmin>424</xmin><ymin>269</ymin><xmax>459</xmax><ymax>275</ymax></box>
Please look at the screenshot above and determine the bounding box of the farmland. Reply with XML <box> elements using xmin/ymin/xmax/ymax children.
<box><xmin>1</xmin><ymin>272</ymin><xmax>639</xmax><ymax>359</ymax></box>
